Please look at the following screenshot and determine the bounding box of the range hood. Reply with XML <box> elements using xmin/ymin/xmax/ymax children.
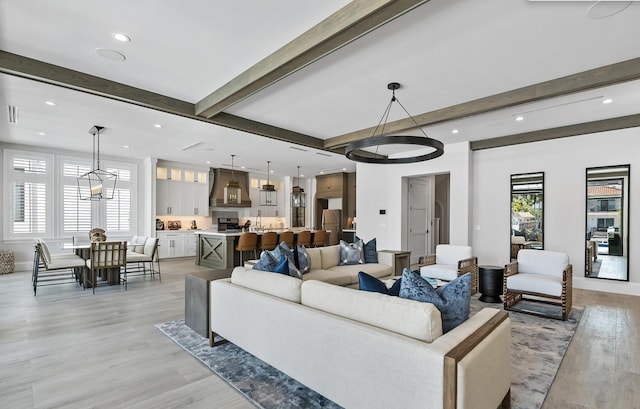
<box><xmin>210</xmin><ymin>168</ymin><xmax>252</xmax><ymax>208</ymax></box>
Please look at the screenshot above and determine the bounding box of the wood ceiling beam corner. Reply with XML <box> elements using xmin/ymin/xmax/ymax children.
<box><xmin>470</xmin><ymin>113</ymin><xmax>640</xmax><ymax>151</ymax></box>
<box><xmin>195</xmin><ymin>0</ymin><xmax>431</xmax><ymax>118</ymax></box>
<box><xmin>324</xmin><ymin>57</ymin><xmax>640</xmax><ymax>149</ymax></box>
<box><xmin>0</xmin><ymin>50</ymin><xmax>194</xmax><ymax>116</ymax></box>
<box><xmin>0</xmin><ymin>50</ymin><xmax>328</xmax><ymax>152</ymax></box>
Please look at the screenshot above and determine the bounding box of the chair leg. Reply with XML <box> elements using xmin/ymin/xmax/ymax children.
<box><xmin>156</xmin><ymin>258</ymin><xmax>161</xmax><ymax>281</ymax></box>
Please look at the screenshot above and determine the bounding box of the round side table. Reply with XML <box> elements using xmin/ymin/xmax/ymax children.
<box><xmin>478</xmin><ymin>265</ymin><xmax>504</xmax><ymax>303</ymax></box>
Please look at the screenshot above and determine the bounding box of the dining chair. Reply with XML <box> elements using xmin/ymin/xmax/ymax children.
<box><xmin>296</xmin><ymin>230</ymin><xmax>311</xmax><ymax>248</ymax></box>
<box><xmin>85</xmin><ymin>241</ymin><xmax>128</xmax><ymax>294</ymax></box>
<box><xmin>235</xmin><ymin>232</ymin><xmax>258</xmax><ymax>266</ymax></box>
<box><xmin>33</xmin><ymin>239</ymin><xmax>86</xmax><ymax>296</ymax></box>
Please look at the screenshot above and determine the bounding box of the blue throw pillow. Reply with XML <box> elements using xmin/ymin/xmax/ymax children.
<box><xmin>252</xmin><ymin>250</ymin><xmax>278</xmax><ymax>271</ymax></box>
<box><xmin>358</xmin><ymin>272</ymin><xmax>402</xmax><ymax>296</ymax></box>
<box><xmin>273</xmin><ymin>242</ymin><xmax>302</xmax><ymax>279</ymax></box>
<box><xmin>399</xmin><ymin>268</ymin><xmax>471</xmax><ymax>333</ymax></box>
<box><xmin>295</xmin><ymin>245</ymin><xmax>311</xmax><ymax>274</ymax></box>
<box><xmin>271</xmin><ymin>255</ymin><xmax>290</xmax><ymax>275</ymax></box>
<box><xmin>339</xmin><ymin>239</ymin><xmax>364</xmax><ymax>265</ymax></box>
<box><xmin>356</xmin><ymin>236</ymin><xmax>378</xmax><ymax>263</ymax></box>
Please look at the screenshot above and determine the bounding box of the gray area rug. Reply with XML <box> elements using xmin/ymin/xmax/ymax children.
<box><xmin>156</xmin><ymin>296</ymin><xmax>584</xmax><ymax>409</ymax></box>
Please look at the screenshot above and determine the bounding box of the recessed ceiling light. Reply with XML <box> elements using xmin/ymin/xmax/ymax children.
<box><xmin>38</xmin><ymin>132</ymin><xmax>46</xmax><ymax>136</ymax></box>
<box><xmin>154</xmin><ymin>124</ymin><xmax>163</xmax><ymax>128</ymax></box>
<box><xmin>270</xmin><ymin>170</ymin><xmax>274</xmax><ymax>174</ymax></box>
<box><xmin>206</xmin><ymin>161</ymin><xmax>211</xmax><ymax>164</ymax></box>
<box><xmin>112</xmin><ymin>33</ymin><xmax>131</xmax><ymax>42</ymax></box>
<box><xmin>44</xmin><ymin>101</ymin><xmax>56</xmax><ymax>106</ymax></box>
<box><xmin>241</xmin><ymin>166</ymin><xmax>246</xmax><ymax>169</ymax></box>
<box><xmin>451</xmin><ymin>129</ymin><xmax>459</xmax><ymax>134</ymax></box>
<box><xmin>320</xmin><ymin>171</ymin><xmax>325</xmax><ymax>175</ymax></box>
<box><xmin>123</xmin><ymin>145</ymin><xmax>130</xmax><ymax>149</ymax></box>
<box><xmin>342</xmin><ymin>168</ymin><xmax>347</xmax><ymax>171</ymax></box>
<box><xmin>300</xmin><ymin>174</ymin><xmax>304</xmax><ymax>178</ymax></box>
<box><xmin>515</xmin><ymin>116</ymin><xmax>524</xmax><ymax>121</ymax></box>
<box><xmin>602</xmin><ymin>98</ymin><xmax>613</xmax><ymax>104</ymax></box>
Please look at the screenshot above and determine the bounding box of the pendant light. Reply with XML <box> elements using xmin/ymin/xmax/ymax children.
<box><xmin>224</xmin><ymin>154</ymin><xmax>242</xmax><ymax>204</ymax></box>
<box><xmin>259</xmin><ymin>161</ymin><xmax>277</xmax><ymax>206</ymax></box>
<box><xmin>345</xmin><ymin>82</ymin><xmax>444</xmax><ymax>164</ymax></box>
<box><xmin>291</xmin><ymin>166</ymin><xmax>306</xmax><ymax>208</ymax></box>
<box><xmin>77</xmin><ymin>125</ymin><xmax>118</xmax><ymax>200</ymax></box>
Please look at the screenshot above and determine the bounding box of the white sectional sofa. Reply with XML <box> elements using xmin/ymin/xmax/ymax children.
<box><xmin>248</xmin><ymin>244</ymin><xmax>395</xmax><ymax>287</ymax></box>
<box><xmin>210</xmin><ymin>268</ymin><xmax>512</xmax><ymax>409</ymax></box>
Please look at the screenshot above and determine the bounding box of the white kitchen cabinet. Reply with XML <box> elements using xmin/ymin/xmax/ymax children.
<box><xmin>156</xmin><ymin>231</ymin><xmax>196</xmax><ymax>258</ymax></box>
<box><xmin>157</xmin><ymin>164</ymin><xmax>208</xmax><ymax>216</ymax></box>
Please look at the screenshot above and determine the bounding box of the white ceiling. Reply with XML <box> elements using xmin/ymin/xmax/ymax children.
<box><xmin>1</xmin><ymin>0</ymin><xmax>639</xmax><ymax>178</ymax></box>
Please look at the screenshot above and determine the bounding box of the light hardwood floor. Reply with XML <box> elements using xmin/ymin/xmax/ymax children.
<box><xmin>1</xmin><ymin>259</ymin><xmax>639</xmax><ymax>409</ymax></box>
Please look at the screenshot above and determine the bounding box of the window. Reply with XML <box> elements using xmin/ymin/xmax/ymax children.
<box><xmin>3</xmin><ymin>151</ymin><xmax>53</xmax><ymax>239</ymax></box>
<box><xmin>3</xmin><ymin>149</ymin><xmax>137</xmax><ymax>241</ymax></box>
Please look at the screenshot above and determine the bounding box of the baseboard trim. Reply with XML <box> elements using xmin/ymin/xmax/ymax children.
<box><xmin>573</xmin><ymin>277</ymin><xmax>640</xmax><ymax>297</ymax></box>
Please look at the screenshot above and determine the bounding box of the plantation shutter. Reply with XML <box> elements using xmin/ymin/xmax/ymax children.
<box><xmin>62</xmin><ymin>161</ymin><xmax>92</xmax><ymax>233</ymax></box>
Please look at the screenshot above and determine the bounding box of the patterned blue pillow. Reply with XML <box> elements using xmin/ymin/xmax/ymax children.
<box><xmin>399</xmin><ymin>268</ymin><xmax>471</xmax><ymax>333</ymax></box>
<box><xmin>338</xmin><ymin>239</ymin><xmax>364</xmax><ymax>265</ymax></box>
<box><xmin>355</xmin><ymin>236</ymin><xmax>378</xmax><ymax>263</ymax></box>
<box><xmin>295</xmin><ymin>245</ymin><xmax>311</xmax><ymax>274</ymax></box>
<box><xmin>252</xmin><ymin>250</ymin><xmax>279</xmax><ymax>271</ymax></box>
<box><xmin>273</xmin><ymin>242</ymin><xmax>302</xmax><ymax>279</ymax></box>
<box><xmin>271</xmin><ymin>255</ymin><xmax>290</xmax><ymax>275</ymax></box>
<box><xmin>358</xmin><ymin>272</ymin><xmax>402</xmax><ymax>296</ymax></box>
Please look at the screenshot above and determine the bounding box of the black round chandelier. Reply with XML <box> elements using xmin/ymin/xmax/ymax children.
<box><xmin>345</xmin><ymin>82</ymin><xmax>444</xmax><ymax>164</ymax></box>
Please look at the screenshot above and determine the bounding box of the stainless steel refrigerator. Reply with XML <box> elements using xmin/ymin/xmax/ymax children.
<box><xmin>321</xmin><ymin>209</ymin><xmax>342</xmax><ymax>246</ymax></box>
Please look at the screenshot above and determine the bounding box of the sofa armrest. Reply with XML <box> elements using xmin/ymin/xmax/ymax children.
<box><xmin>423</xmin><ymin>254</ymin><xmax>436</xmax><ymax>266</ymax></box>
<box><xmin>504</xmin><ymin>261</ymin><xmax>518</xmax><ymax>277</ymax></box>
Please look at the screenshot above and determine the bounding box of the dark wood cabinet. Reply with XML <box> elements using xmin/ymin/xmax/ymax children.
<box><xmin>316</xmin><ymin>173</ymin><xmax>346</xmax><ymax>199</ymax></box>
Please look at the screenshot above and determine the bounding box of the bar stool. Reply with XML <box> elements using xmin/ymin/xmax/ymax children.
<box><xmin>260</xmin><ymin>231</ymin><xmax>278</xmax><ymax>252</ymax></box>
<box><xmin>296</xmin><ymin>230</ymin><xmax>311</xmax><ymax>248</ymax></box>
<box><xmin>235</xmin><ymin>232</ymin><xmax>258</xmax><ymax>265</ymax></box>
<box><xmin>279</xmin><ymin>231</ymin><xmax>294</xmax><ymax>249</ymax></box>
<box><xmin>312</xmin><ymin>230</ymin><xmax>327</xmax><ymax>247</ymax></box>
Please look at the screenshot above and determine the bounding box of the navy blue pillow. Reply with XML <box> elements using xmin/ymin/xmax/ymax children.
<box><xmin>356</xmin><ymin>236</ymin><xmax>378</xmax><ymax>263</ymax></box>
<box><xmin>358</xmin><ymin>272</ymin><xmax>402</xmax><ymax>296</ymax></box>
<box><xmin>271</xmin><ymin>255</ymin><xmax>290</xmax><ymax>275</ymax></box>
<box><xmin>273</xmin><ymin>242</ymin><xmax>302</xmax><ymax>279</ymax></box>
<box><xmin>399</xmin><ymin>268</ymin><xmax>471</xmax><ymax>333</ymax></box>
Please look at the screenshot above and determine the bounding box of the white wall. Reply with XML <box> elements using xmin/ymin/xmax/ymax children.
<box><xmin>356</xmin><ymin>142</ymin><xmax>471</xmax><ymax>251</ymax></box>
<box><xmin>472</xmin><ymin>128</ymin><xmax>640</xmax><ymax>295</ymax></box>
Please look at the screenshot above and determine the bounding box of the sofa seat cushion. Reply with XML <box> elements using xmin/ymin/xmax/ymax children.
<box><xmin>302</xmin><ymin>269</ymin><xmax>353</xmax><ymax>287</ymax></box>
<box><xmin>517</xmin><ymin>249</ymin><xmax>569</xmax><ymax>278</ymax></box>
<box><xmin>301</xmin><ymin>280</ymin><xmax>442</xmax><ymax>342</ymax></box>
<box><xmin>420</xmin><ymin>264</ymin><xmax>459</xmax><ymax>281</ymax></box>
<box><xmin>231</xmin><ymin>267</ymin><xmax>302</xmax><ymax>303</ymax></box>
<box><xmin>507</xmin><ymin>272</ymin><xmax>563</xmax><ymax>297</ymax></box>
<box><xmin>328</xmin><ymin>263</ymin><xmax>392</xmax><ymax>285</ymax></box>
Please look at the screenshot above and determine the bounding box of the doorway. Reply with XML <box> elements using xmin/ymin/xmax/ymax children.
<box><xmin>404</xmin><ymin>173</ymin><xmax>450</xmax><ymax>264</ymax></box>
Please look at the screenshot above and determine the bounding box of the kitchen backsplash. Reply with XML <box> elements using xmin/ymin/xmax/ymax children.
<box><xmin>156</xmin><ymin>215</ymin><xmax>212</xmax><ymax>230</ymax></box>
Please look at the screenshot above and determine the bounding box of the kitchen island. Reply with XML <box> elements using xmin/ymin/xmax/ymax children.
<box><xmin>194</xmin><ymin>229</ymin><xmax>327</xmax><ymax>269</ymax></box>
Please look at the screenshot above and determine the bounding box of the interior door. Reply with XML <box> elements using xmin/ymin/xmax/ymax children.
<box><xmin>407</xmin><ymin>176</ymin><xmax>433</xmax><ymax>264</ymax></box>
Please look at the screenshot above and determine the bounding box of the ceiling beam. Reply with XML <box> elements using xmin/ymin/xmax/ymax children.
<box><xmin>470</xmin><ymin>113</ymin><xmax>640</xmax><ymax>151</ymax></box>
<box><xmin>195</xmin><ymin>0</ymin><xmax>431</xmax><ymax>118</ymax></box>
<box><xmin>0</xmin><ymin>50</ymin><xmax>327</xmax><ymax>151</ymax></box>
<box><xmin>324</xmin><ymin>57</ymin><xmax>640</xmax><ymax>149</ymax></box>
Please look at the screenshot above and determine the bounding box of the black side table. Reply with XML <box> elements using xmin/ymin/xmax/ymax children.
<box><xmin>478</xmin><ymin>265</ymin><xmax>504</xmax><ymax>303</ymax></box>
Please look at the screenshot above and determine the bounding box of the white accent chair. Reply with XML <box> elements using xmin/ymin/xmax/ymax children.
<box><xmin>419</xmin><ymin>244</ymin><xmax>478</xmax><ymax>294</ymax></box>
<box><xmin>33</xmin><ymin>239</ymin><xmax>86</xmax><ymax>295</ymax></box>
<box><xmin>503</xmin><ymin>249</ymin><xmax>572</xmax><ymax>320</ymax></box>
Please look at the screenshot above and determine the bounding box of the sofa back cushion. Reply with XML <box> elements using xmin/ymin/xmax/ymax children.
<box><xmin>306</xmin><ymin>247</ymin><xmax>322</xmax><ymax>271</ymax></box>
<box><xmin>435</xmin><ymin>244</ymin><xmax>472</xmax><ymax>266</ymax></box>
<box><xmin>301</xmin><ymin>280</ymin><xmax>442</xmax><ymax>342</ymax></box>
<box><xmin>517</xmin><ymin>249</ymin><xmax>569</xmax><ymax>278</ymax></box>
<box><xmin>320</xmin><ymin>245</ymin><xmax>341</xmax><ymax>270</ymax></box>
<box><xmin>231</xmin><ymin>267</ymin><xmax>302</xmax><ymax>303</ymax></box>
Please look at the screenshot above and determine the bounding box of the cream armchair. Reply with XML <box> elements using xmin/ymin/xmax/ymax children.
<box><xmin>419</xmin><ymin>244</ymin><xmax>478</xmax><ymax>294</ymax></box>
<box><xmin>503</xmin><ymin>249</ymin><xmax>572</xmax><ymax>320</ymax></box>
